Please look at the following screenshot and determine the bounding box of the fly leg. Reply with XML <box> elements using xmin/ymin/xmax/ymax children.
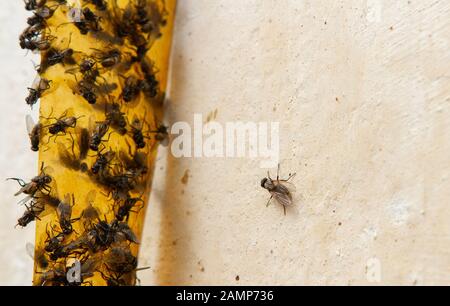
<box><xmin>266</xmin><ymin>195</ymin><xmax>273</xmax><ymax>207</ymax></box>
<box><xmin>282</xmin><ymin>173</ymin><xmax>297</xmax><ymax>182</ymax></box>
<box><xmin>68</xmin><ymin>131</ymin><xmax>76</xmax><ymax>156</ymax></box>
<box><xmin>7</xmin><ymin>178</ymin><xmax>27</xmax><ymax>187</ymax></box>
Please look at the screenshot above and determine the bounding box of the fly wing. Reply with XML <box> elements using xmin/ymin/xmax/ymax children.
<box><xmin>31</xmin><ymin>75</ymin><xmax>42</xmax><ymax>89</ymax></box>
<box><xmin>29</xmin><ymin>198</ymin><xmax>45</xmax><ymax>215</ymax></box>
<box><xmin>77</xmin><ymin>127</ymin><xmax>90</xmax><ymax>160</ymax></box>
<box><xmin>278</xmin><ymin>180</ymin><xmax>296</xmax><ymax>193</ymax></box>
<box><xmin>86</xmin><ymin>190</ymin><xmax>97</xmax><ymax>205</ymax></box>
<box><xmin>81</xmin><ymin>191</ymin><xmax>99</xmax><ymax>229</ymax></box>
<box><xmin>270</xmin><ymin>183</ymin><xmax>294</xmax><ymax>207</ymax></box>
<box><xmin>26</xmin><ymin>115</ymin><xmax>36</xmax><ymax>135</ymax></box>
<box><xmin>26</xmin><ymin>242</ymin><xmax>35</xmax><ymax>260</ymax></box>
<box><xmin>18</xmin><ymin>194</ymin><xmax>33</xmax><ymax>205</ymax></box>
<box><xmin>66</xmin><ymin>78</ymin><xmax>79</xmax><ymax>95</ymax></box>
<box><xmin>14</xmin><ymin>185</ymin><xmax>30</xmax><ymax>197</ymax></box>
<box><xmin>81</xmin><ymin>255</ymin><xmax>102</xmax><ymax>276</ymax></box>
<box><xmin>117</xmin><ymin>223</ymin><xmax>139</xmax><ymax>244</ymax></box>
<box><xmin>57</xmin><ymin>194</ymin><xmax>72</xmax><ymax>220</ymax></box>
<box><xmin>32</xmin><ymin>198</ymin><xmax>53</xmax><ymax>218</ymax></box>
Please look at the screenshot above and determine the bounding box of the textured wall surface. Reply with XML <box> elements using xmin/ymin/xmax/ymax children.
<box><xmin>1</xmin><ymin>0</ymin><xmax>449</xmax><ymax>285</ymax></box>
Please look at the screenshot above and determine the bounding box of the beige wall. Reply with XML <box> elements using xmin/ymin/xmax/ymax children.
<box><xmin>0</xmin><ymin>0</ymin><xmax>449</xmax><ymax>285</ymax></box>
<box><xmin>138</xmin><ymin>0</ymin><xmax>450</xmax><ymax>285</ymax></box>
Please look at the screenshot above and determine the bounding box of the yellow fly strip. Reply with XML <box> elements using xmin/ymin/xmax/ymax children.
<box><xmin>24</xmin><ymin>0</ymin><xmax>176</xmax><ymax>285</ymax></box>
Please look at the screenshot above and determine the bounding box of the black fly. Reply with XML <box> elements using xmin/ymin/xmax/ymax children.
<box><xmin>89</xmin><ymin>118</ymin><xmax>110</xmax><ymax>151</ymax></box>
<box><xmin>26</xmin><ymin>76</ymin><xmax>51</xmax><ymax>107</ymax></box>
<box><xmin>43</xmin><ymin>109</ymin><xmax>83</xmax><ymax>143</ymax></box>
<box><xmin>8</xmin><ymin>163</ymin><xmax>53</xmax><ymax>197</ymax></box>
<box><xmin>261</xmin><ymin>165</ymin><xmax>297</xmax><ymax>215</ymax></box>
<box><xmin>129</xmin><ymin>115</ymin><xmax>148</xmax><ymax>149</ymax></box>
<box><xmin>26</xmin><ymin>115</ymin><xmax>41</xmax><ymax>152</ymax></box>
<box><xmin>105</xmin><ymin>102</ymin><xmax>127</xmax><ymax>135</ymax></box>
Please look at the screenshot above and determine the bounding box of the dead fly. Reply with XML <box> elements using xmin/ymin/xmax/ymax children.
<box><xmin>26</xmin><ymin>76</ymin><xmax>51</xmax><ymax>107</ymax></box>
<box><xmin>67</xmin><ymin>72</ymin><xmax>110</xmax><ymax>105</ymax></box>
<box><xmin>92</xmin><ymin>48</ymin><xmax>121</xmax><ymax>68</ymax></box>
<box><xmin>111</xmin><ymin>220</ymin><xmax>139</xmax><ymax>243</ymax></box>
<box><xmin>44</xmin><ymin>225</ymin><xmax>65</xmax><ymax>254</ymax></box>
<box><xmin>113</xmin><ymin>219</ymin><xmax>139</xmax><ymax>243</ymax></box>
<box><xmin>37</xmin><ymin>257</ymin><xmax>98</xmax><ymax>286</ymax></box>
<box><xmin>140</xmin><ymin>59</ymin><xmax>159</xmax><ymax>98</ymax></box>
<box><xmin>35</xmin><ymin>263</ymin><xmax>66</xmax><ymax>286</ymax></box>
<box><xmin>105</xmin><ymin>102</ymin><xmax>127</xmax><ymax>135</ymax></box>
<box><xmin>89</xmin><ymin>118</ymin><xmax>110</xmax><ymax>151</ymax></box>
<box><xmin>46</xmin><ymin>256</ymin><xmax>100</xmax><ymax>286</ymax></box>
<box><xmin>26</xmin><ymin>242</ymin><xmax>49</xmax><ymax>270</ymax></box>
<box><xmin>66</xmin><ymin>57</ymin><xmax>100</xmax><ymax>83</ymax></box>
<box><xmin>76</xmin><ymin>256</ymin><xmax>102</xmax><ymax>285</ymax></box>
<box><xmin>72</xmin><ymin>78</ymin><xmax>98</xmax><ymax>104</ymax></box>
<box><xmin>115</xmin><ymin>196</ymin><xmax>144</xmax><ymax>222</ymax></box>
<box><xmin>134</xmin><ymin>0</ymin><xmax>150</xmax><ymax>25</ymax></box>
<box><xmin>19</xmin><ymin>23</ymin><xmax>55</xmax><ymax>52</ymax></box>
<box><xmin>110</xmin><ymin>0</ymin><xmax>136</xmax><ymax>38</ymax></box>
<box><xmin>151</xmin><ymin>123</ymin><xmax>169</xmax><ymax>146</ymax></box>
<box><xmin>73</xmin><ymin>8</ymin><xmax>102</xmax><ymax>35</ymax></box>
<box><xmin>261</xmin><ymin>165</ymin><xmax>296</xmax><ymax>215</ymax></box>
<box><xmin>91</xmin><ymin>149</ymin><xmax>115</xmax><ymax>175</ymax></box>
<box><xmin>139</xmin><ymin>74</ymin><xmax>159</xmax><ymax>98</ymax></box>
<box><xmin>119</xmin><ymin>150</ymin><xmax>148</xmax><ymax>176</ymax></box>
<box><xmin>128</xmin><ymin>31</ymin><xmax>151</xmax><ymax>62</ymax></box>
<box><xmin>67</xmin><ymin>219</ymin><xmax>136</xmax><ymax>253</ymax></box>
<box><xmin>24</xmin><ymin>0</ymin><xmax>46</xmax><ymax>11</ymax></box>
<box><xmin>99</xmin><ymin>172</ymin><xmax>137</xmax><ymax>201</ymax></box>
<box><xmin>85</xmin><ymin>0</ymin><xmax>107</xmax><ymax>11</ymax></box>
<box><xmin>128</xmin><ymin>115</ymin><xmax>148</xmax><ymax>149</ymax></box>
<box><xmin>40</xmin><ymin>48</ymin><xmax>75</xmax><ymax>73</ymax></box>
<box><xmin>57</xmin><ymin>193</ymin><xmax>79</xmax><ymax>235</ymax></box>
<box><xmin>26</xmin><ymin>115</ymin><xmax>41</xmax><ymax>152</ymax></box>
<box><xmin>43</xmin><ymin>108</ymin><xmax>81</xmax><ymax>135</ymax></box>
<box><xmin>39</xmin><ymin>35</ymin><xmax>76</xmax><ymax>73</ymax></box>
<box><xmin>104</xmin><ymin>244</ymin><xmax>138</xmax><ymax>275</ymax></box>
<box><xmin>120</xmin><ymin>76</ymin><xmax>141</xmax><ymax>103</ymax></box>
<box><xmin>27</xmin><ymin>5</ymin><xmax>56</xmax><ymax>26</ymax></box>
<box><xmin>78</xmin><ymin>57</ymin><xmax>97</xmax><ymax>74</ymax></box>
<box><xmin>17</xmin><ymin>198</ymin><xmax>46</xmax><ymax>227</ymax></box>
<box><xmin>20</xmin><ymin>24</ymin><xmax>43</xmax><ymax>46</ymax></box>
<box><xmin>45</xmin><ymin>227</ymin><xmax>71</xmax><ymax>261</ymax></box>
<box><xmin>8</xmin><ymin>163</ymin><xmax>53</xmax><ymax>197</ymax></box>
<box><xmin>138</xmin><ymin>0</ymin><xmax>167</xmax><ymax>36</ymax></box>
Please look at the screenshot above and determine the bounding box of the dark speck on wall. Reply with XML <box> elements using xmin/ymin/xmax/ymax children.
<box><xmin>181</xmin><ymin>169</ymin><xmax>190</xmax><ymax>185</ymax></box>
